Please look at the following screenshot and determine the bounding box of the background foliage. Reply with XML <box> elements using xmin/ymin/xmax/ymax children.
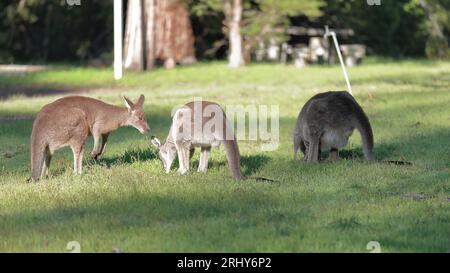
<box><xmin>0</xmin><ymin>0</ymin><xmax>449</xmax><ymax>63</ymax></box>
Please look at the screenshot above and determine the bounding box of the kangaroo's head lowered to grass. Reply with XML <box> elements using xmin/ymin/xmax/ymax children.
<box><xmin>151</xmin><ymin>136</ymin><xmax>177</xmax><ymax>173</ymax></box>
<box><xmin>150</xmin><ymin>101</ymin><xmax>243</xmax><ymax>180</ymax></box>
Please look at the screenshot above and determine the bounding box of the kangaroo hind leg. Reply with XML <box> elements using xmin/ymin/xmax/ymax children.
<box><xmin>71</xmin><ymin>144</ymin><xmax>85</xmax><ymax>175</ymax></box>
<box><xmin>293</xmin><ymin>134</ymin><xmax>301</xmax><ymax>161</ymax></box>
<box><xmin>306</xmin><ymin>134</ymin><xmax>321</xmax><ymax>163</ymax></box>
<box><xmin>198</xmin><ymin>146</ymin><xmax>211</xmax><ymax>172</ymax></box>
<box><xmin>176</xmin><ymin>141</ymin><xmax>191</xmax><ymax>175</ymax></box>
<box><xmin>40</xmin><ymin>147</ymin><xmax>52</xmax><ymax>178</ymax></box>
<box><xmin>31</xmin><ymin>144</ymin><xmax>47</xmax><ymax>182</ymax></box>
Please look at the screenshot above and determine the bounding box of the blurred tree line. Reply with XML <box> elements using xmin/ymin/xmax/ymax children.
<box><xmin>322</xmin><ymin>0</ymin><xmax>449</xmax><ymax>58</ymax></box>
<box><xmin>0</xmin><ymin>0</ymin><xmax>448</xmax><ymax>64</ymax></box>
<box><xmin>188</xmin><ymin>0</ymin><xmax>323</xmax><ymax>67</ymax></box>
<box><xmin>0</xmin><ymin>0</ymin><xmax>114</xmax><ymax>63</ymax></box>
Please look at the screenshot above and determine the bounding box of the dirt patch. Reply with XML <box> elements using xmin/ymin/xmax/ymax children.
<box><xmin>0</xmin><ymin>115</ymin><xmax>34</xmax><ymax>123</ymax></box>
<box><xmin>0</xmin><ymin>65</ymin><xmax>124</xmax><ymax>100</ymax></box>
<box><xmin>0</xmin><ymin>65</ymin><xmax>46</xmax><ymax>76</ymax></box>
<box><xmin>0</xmin><ymin>85</ymin><xmax>124</xmax><ymax>100</ymax></box>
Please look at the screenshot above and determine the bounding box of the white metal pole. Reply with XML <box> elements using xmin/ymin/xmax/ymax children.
<box><xmin>114</xmin><ymin>0</ymin><xmax>123</xmax><ymax>80</ymax></box>
<box><xmin>324</xmin><ymin>26</ymin><xmax>352</xmax><ymax>95</ymax></box>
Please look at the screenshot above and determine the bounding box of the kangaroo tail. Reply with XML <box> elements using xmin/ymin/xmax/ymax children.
<box><xmin>30</xmin><ymin>128</ymin><xmax>46</xmax><ymax>181</ymax></box>
<box><xmin>353</xmin><ymin>103</ymin><xmax>374</xmax><ymax>161</ymax></box>
<box><xmin>223</xmin><ymin>139</ymin><xmax>243</xmax><ymax>180</ymax></box>
<box><xmin>221</xmin><ymin>114</ymin><xmax>243</xmax><ymax>180</ymax></box>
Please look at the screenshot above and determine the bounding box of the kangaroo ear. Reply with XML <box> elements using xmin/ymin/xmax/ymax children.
<box><xmin>150</xmin><ymin>136</ymin><xmax>161</xmax><ymax>149</ymax></box>
<box><xmin>136</xmin><ymin>94</ymin><xmax>145</xmax><ymax>108</ymax></box>
<box><xmin>123</xmin><ymin>96</ymin><xmax>134</xmax><ymax>110</ymax></box>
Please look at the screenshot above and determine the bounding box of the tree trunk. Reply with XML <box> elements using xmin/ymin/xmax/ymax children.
<box><xmin>124</xmin><ymin>0</ymin><xmax>196</xmax><ymax>70</ymax></box>
<box><xmin>154</xmin><ymin>0</ymin><xmax>196</xmax><ymax>68</ymax></box>
<box><xmin>143</xmin><ymin>0</ymin><xmax>156</xmax><ymax>69</ymax></box>
<box><xmin>124</xmin><ymin>0</ymin><xmax>145</xmax><ymax>71</ymax></box>
<box><xmin>43</xmin><ymin>5</ymin><xmax>53</xmax><ymax>62</ymax></box>
<box><xmin>226</xmin><ymin>0</ymin><xmax>244</xmax><ymax>68</ymax></box>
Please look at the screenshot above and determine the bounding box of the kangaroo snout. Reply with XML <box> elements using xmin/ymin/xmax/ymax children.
<box><xmin>141</xmin><ymin>123</ymin><xmax>150</xmax><ymax>134</ymax></box>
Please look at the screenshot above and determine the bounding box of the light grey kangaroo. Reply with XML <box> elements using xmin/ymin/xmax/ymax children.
<box><xmin>151</xmin><ymin>101</ymin><xmax>243</xmax><ymax>180</ymax></box>
<box><xmin>293</xmin><ymin>91</ymin><xmax>374</xmax><ymax>162</ymax></box>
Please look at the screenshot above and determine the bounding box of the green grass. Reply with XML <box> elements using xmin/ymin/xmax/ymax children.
<box><xmin>0</xmin><ymin>61</ymin><xmax>449</xmax><ymax>252</ymax></box>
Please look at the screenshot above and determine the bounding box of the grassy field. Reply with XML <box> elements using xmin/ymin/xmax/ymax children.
<box><xmin>0</xmin><ymin>60</ymin><xmax>449</xmax><ymax>252</ymax></box>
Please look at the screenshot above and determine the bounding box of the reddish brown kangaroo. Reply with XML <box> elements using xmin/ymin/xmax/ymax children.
<box><xmin>30</xmin><ymin>95</ymin><xmax>150</xmax><ymax>181</ymax></box>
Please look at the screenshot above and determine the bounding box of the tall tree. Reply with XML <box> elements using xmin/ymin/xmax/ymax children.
<box><xmin>124</xmin><ymin>0</ymin><xmax>145</xmax><ymax>71</ymax></box>
<box><xmin>154</xmin><ymin>0</ymin><xmax>197</xmax><ymax>68</ymax></box>
<box><xmin>124</xmin><ymin>0</ymin><xmax>196</xmax><ymax>71</ymax></box>
<box><xmin>225</xmin><ymin>0</ymin><xmax>244</xmax><ymax>67</ymax></box>
<box><xmin>144</xmin><ymin>0</ymin><xmax>156</xmax><ymax>69</ymax></box>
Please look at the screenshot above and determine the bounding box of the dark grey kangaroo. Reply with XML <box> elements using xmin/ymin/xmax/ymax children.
<box><xmin>293</xmin><ymin>91</ymin><xmax>374</xmax><ymax>162</ymax></box>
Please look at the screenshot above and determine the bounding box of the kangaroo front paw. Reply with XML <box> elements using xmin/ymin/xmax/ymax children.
<box><xmin>91</xmin><ymin>153</ymin><xmax>99</xmax><ymax>160</ymax></box>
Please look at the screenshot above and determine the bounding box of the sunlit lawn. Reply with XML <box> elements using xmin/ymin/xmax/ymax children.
<box><xmin>0</xmin><ymin>60</ymin><xmax>449</xmax><ymax>252</ymax></box>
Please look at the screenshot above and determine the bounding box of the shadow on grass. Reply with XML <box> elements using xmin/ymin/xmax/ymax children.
<box><xmin>1</xmin><ymin>185</ymin><xmax>447</xmax><ymax>251</ymax></box>
<box><xmin>352</xmin><ymin>71</ymin><xmax>450</xmax><ymax>90</ymax></box>
<box><xmin>91</xmin><ymin>144</ymin><xmax>270</xmax><ymax>177</ymax></box>
<box><xmin>0</xmin><ymin>191</ymin><xmax>280</xmax><ymax>243</ymax></box>
<box><xmin>189</xmin><ymin>153</ymin><xmax>271</xmax><ymax>177</ymax></box>
<box><xmin>332</xmin><ymin>143</ymin><xmax>397</xmax><ymax>161</ymax></box>
<box><xmin>0</xmin><ymin>84</ymin><xmax>85</xmax><ymax>100</ymax></box>
<box><xmin>177</xmin><ymin>153</ymin><xmax>271</xmax><ymax>177</ymax></box>
<box><xmin>241</xmin><ymin>154</ymin><xmax>271</xmax><ymax>176</ymax></box>
<box><xmin>95</xmin><ymin>148</ymin><xmax>158</xmax><ymax>167</ymax></box>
